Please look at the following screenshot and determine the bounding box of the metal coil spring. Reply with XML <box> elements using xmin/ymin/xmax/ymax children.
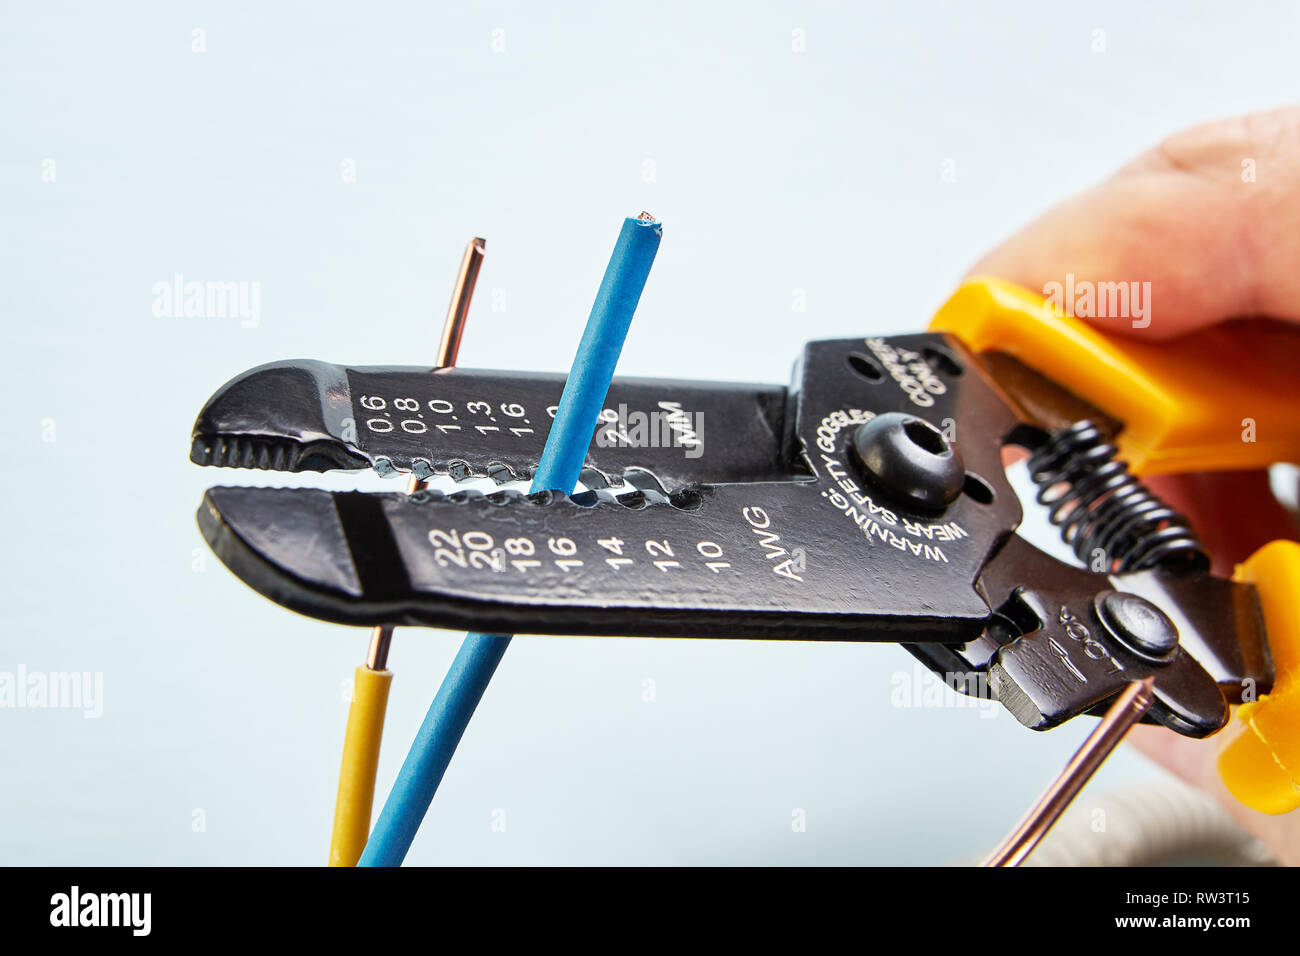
<box><xmin>1027</xmin><ymin>421</ymin><xmax>1209</xmax><ymax>574</ymax></box>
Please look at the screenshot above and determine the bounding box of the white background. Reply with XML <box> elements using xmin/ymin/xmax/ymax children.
<box><xmin>2</xmin><ymin>1</ymin><xmax>1296</xmax><ymax>864</ymax></box>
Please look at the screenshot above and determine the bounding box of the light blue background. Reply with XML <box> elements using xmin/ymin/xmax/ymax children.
<box><xmin>2</xmin><ymin>1</ymin><xmax>1296</xmax><ymax>865</ymax></box>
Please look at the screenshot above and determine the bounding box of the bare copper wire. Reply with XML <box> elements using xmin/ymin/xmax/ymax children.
<box><xmin>365</xmin><ymin>237</ymin><xmax>486</xmax><ymax>671</ymax></box>
<box><xmin>982</xmin><ymin>677</ymin><xmax>1156</xmax><ymax>867</ymax></box>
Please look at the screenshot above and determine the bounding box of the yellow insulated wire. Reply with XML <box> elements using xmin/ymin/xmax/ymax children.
<box><xmin>327</xmin><ymin>237</ymin><xmax>485</xmax><ymax>867</ymax></box>
<box><xmin>329</xmin><ymin>665</ymin><xmax>394</xmax><ymax>866</ymax></box>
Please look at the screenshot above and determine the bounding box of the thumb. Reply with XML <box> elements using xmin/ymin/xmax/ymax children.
<box><xmin>969</xmin><ymin>106</ymin><xmax>1300</xmax><ymax>338</ymax></box>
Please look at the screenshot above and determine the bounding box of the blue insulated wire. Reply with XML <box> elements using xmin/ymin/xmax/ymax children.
<box><xmin>358</xmin><ymin>216</ymin><xmax>662</xmax><ymax>866</ymax></box>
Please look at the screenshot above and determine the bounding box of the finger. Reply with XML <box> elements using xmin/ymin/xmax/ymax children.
<box><xmin>969</xmin><ymin>105</ymin><xmax>1300</xmax><ymax>338</ymax></box>
<box><xmin>1129</xmin><ymin>723</ymin><xmax>1300</xmax><ymax>865</ymax></box>
<box><xmin>1145</xmin><ymin>470</ymin><xmax>1300</xmax><ymax>576</ymax></box>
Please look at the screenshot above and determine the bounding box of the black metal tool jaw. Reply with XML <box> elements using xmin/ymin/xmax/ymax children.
<box><xmin>191</xmin><ymin>333</ymin><xmax>1271</xmax><ymax>739</ymax></box>
<box><xmin>937</xmin><ymin>533</ymin><xmax>1265</xmax><ymax>738</ymax></box>
<box><xmin>192</xmin><ymin>361</ymin><xmax>793</xmax><ymax>489</ymax></box>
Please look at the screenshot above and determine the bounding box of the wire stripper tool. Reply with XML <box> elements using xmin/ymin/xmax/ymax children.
<box><xmin>191</xmin><ymin>267</ymin><xmax>1300</xmax><ymax>863</ymax></box>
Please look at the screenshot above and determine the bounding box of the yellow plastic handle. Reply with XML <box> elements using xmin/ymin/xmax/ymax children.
<box><xmin>930</xmin><ymin>278</ymin><xmax>1300</xmax><ymax>814</ymax></box>
<box><xmin>328</xmin><ymin>666</ymin><xmax>393</xmax><ymax>866</ymax></box>
<box><xmin>929</xmin><ymin>278</ymin><xmax>1300</xmax><ymax>474</ymax></box>
<box><xmin>1220</xmin><ymin>541</ymin><xmax>1300</xmax><ymax>814</ymax></box>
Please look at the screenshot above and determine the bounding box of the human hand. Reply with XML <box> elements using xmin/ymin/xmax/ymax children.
<box><xmin>970</xmin><ymin>105</ymin><xmax>1300</xmax><ymax>865</ymax></box>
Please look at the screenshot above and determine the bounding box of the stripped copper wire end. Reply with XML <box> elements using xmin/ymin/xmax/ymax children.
<box><xmin>365</xmin><ymin>236</ymin><xmax>486</xmax><ymax>671</ymax></box>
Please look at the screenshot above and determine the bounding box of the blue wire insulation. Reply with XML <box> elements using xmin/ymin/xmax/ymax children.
<box><xmin>358</xmin><ymin>216</ymin><xmax>662</xmax><ymax>866</ymax></box>
<box><xmin>531</xmin><ymin>216</ymin><xmax>663</xmax><ymax>493</ymax></box>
